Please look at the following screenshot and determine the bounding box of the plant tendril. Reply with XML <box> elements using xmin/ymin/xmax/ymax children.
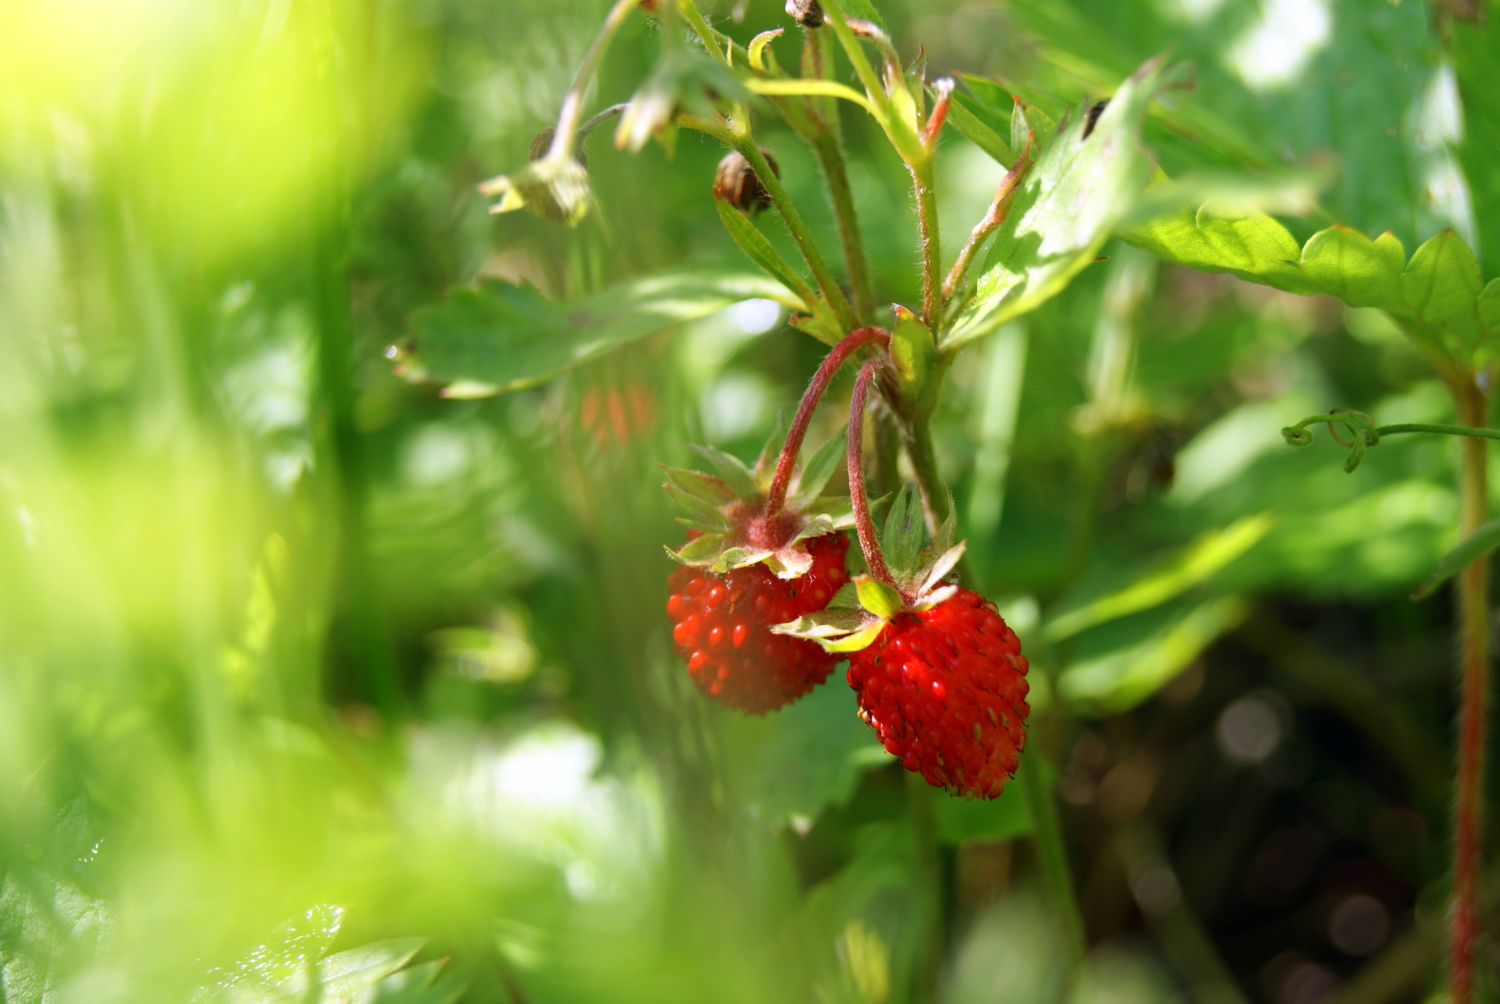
<box><xmin>1282</xmin><ymin>409</ymin><xmax>1500</xmax><ymax>472</ymax></box>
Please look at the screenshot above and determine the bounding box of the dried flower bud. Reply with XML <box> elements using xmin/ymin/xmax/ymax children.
<box><xmin>785</xmin><ymin>0</ymin><xmax>824</xmax><ymax>28</ymax></box>
<box><xmin>713</xmin><ymin>150</ymin><xmax>780</xmax><ymax>214</ymax></box>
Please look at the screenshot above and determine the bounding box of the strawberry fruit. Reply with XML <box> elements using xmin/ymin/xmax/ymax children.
<box><xmin>667</xmin><ymin>533</ymin><xmax>849</xmax><ymax>713</ymax></box>
<box><xmin>662</xmin><ymin>426</ymin><xmax>855</xmax><ymax>714</ymax></box>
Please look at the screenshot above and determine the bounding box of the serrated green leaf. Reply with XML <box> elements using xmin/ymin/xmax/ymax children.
<box><xmin>1413</xmin><ymin>516</ymin><xmax>1500</xmax><ymax>600</ymax></box>
<box><xmin>881</xmin><ymin>485</ymin><xmax>925</xmax><ymax>576</ymax></box>
<box><xmin>854</xmin><ymin>576</ymin><xmax>904</xmax><ymax>619</ymax></box>
<box><xmin>789</xmin><ymin>429</ymin><xmax>848</xmax><ymax>510</ymax></box>
<box><xmin>714</xmin><ymin>199</ymin><xmax>820</xmax><ymax>310</ymax></box>
<box><xmin>403</xmin><ymin>272</ymin><xmax>802</xmax><ymax>395</ymax></box>
<box><xmin>688</xmin><ymin>444</ymin><xmax>759</xmax><ymax>498</ymax></box>
<box><xmin>1121</xmin><ymin>209</ymin><xmax>1500</xmax><ymax>372</ymax></box>
<box><xmin>945</xmin><ymin>57</ymin><xmax>1186</xmax><ymax>350</ymax></box>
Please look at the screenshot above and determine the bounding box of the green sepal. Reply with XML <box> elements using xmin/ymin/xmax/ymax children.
<box><xmin>854</xmin><ymin>575</ymin><xmax>905</xmax><ymax>619</ymax></box>
<box><xmin>827</xmin><ymin>582</ymin><xmax>860</xmax><ymax>609</ymax></box>
<box><xmin>687</xmin><ymin>444</ymin><xmax>759</xmax><ymax>498</ymax></box>
<box><xmin>666</xmin><ymin>533</ymin><xmax>729</xmax><ymax>564</ymax></box>
<box><xmin>917</xmin><ymin>541</ymin><xmax>966</xmax><ymax>596</ymax></box>
<box><xmin>665</xmin><ymin>483</ymin><xmax>730</xmax><ymax>527</ymax></box>
<box><xmin>787</xmin><ymin>309</ymin><xmax>844</xmax><ymax>346</ymax></box>
<box><xmin>661</xmin><ymin>466</ymin><xmax>738</xmax><ymax>507</ymax></box>
<box><xmin>881</xmin><ymin>485</ymin><xmax>926</xmax><ymax>577</ymax></box>
<box><xmin>788</xmin><ymin>429</ymin><xmax>849</xmax><ymax>511</ymax></box>
<box><xmin>890</xmin><ymin>306</ymin><xmax>935</xmax><ymax>414</ymax></box>
<box><xmin>820</xmin><ymin>619</ymin><xmax>888</xmax><ymax>653</ymax></box>
<box><xmin>808</xmin><ymin>495</ymin><xmax>857</xmax><ymax>530</ymax></box>
<box><xmin>715</xmin><ymin>545</ymin><xmax>775</xmax><ymax>573</ymax></box>
<box><xmin>754</xmin><ymin>412</ymin><xmax>793</xmax><ymax>481</ymax></box>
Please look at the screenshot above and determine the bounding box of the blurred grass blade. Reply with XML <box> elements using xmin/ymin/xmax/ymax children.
<box><xmin>713</xmin><ymin>199</ymin><xmax>820</xmax><ymax>310</ymax></box>
<box><xmin>1045</xmin><ymin>513</ymin><xmax>1272</xmax><ymax>642</ymax></box>
<box><xmin>402</xmin><ymin>272</ymin><xmax>803</xmax><ymax>396</ymax></box>
<box><xmin>1413</xmin><ymin>516</ymin><xmax>1500</xmax><ymax>599</ymax></box>
<box><xmin>1058</xmin><ymin>596</ymin><xmax>1250</xmax><ymax>714</ymax></box>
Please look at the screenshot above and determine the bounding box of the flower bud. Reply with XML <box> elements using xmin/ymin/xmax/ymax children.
<box><xmin>713</xmin><ymin>150</ymin><xmax>780</xmax><ymax>214</ymax></box>
<box><xmin>785</xmin><ymin>0</ymin><xmax>824</xmax><ymax>28</ymax></box>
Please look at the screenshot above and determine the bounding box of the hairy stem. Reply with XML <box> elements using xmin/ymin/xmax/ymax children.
<box><xmin>732</xmin><ymin>139</ymin><xmax>859</xmax><ymax>333</ymax></box>
<box><xmin>909</xmin><ymin>158</ymin><xmax>941</xmax><ymax>332</ymax></box>
<box><xmin>678</xmin><ymin>0</ymin><xmax>726</xmax><ymax>65</ymax></box>
<box><xmin>900</xmin><ymin>414</ymin><xmax>949</xmax><ymax>531</ymax></box>
<box><xmin>849</xmin><ymin>358</ymin><xmax>898</xmax><ymax>587</ymax></box>
<box><xmin>765</xmin><ymin>326</ymin><xmax>890</xmax><ymax>517</ymax></box>
<box><xmin>811</xmin><ymin>133</ymin><xmax>875</xmax><ymax>323</ymax></box>
<box><xmin>1450</xmin><ymin>377</ymin><xmax>1489</xmax><ymax>1004</ymax></box>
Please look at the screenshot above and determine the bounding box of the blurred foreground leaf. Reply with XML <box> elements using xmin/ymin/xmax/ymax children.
<box><xmin>401</xmin><ymin>272</ymin><xmax>803</xmax><ymax>396</ymax></box>
<box><xmin>745</xmin><ymin>680</ymin><xmax>888</xmax><ymax>830</ymax></box>
<box><xmin>944</xmin><ymin>57</ymin><xmax>1188</xmax><ymax>349</ymax></box>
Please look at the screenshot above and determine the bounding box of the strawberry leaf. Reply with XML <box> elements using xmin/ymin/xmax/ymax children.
<box><xmin>944</xmin><ymin>57</ymin><xmax>1186</xmax><ymax>350</ymax></box>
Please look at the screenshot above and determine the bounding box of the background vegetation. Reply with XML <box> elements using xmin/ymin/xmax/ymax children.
<box><xmin>1</xmin><ymin>0</ymin><xmax>1497</xmax><ymax>1002</ymax></box>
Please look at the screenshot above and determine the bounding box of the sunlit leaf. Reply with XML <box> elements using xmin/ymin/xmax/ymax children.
<box><xmin>402</xmin><ymin>272</ymin><xmax>804</xmax><ymax>396</ymax></box>
<box><xmin>944</xmin><ymin>57</ymin><xmax>1187</xmax><ymax>350</ymax></box>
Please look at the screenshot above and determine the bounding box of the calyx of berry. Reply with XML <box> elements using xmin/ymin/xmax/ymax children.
<box><xmin>773</xmin><ymin>485</ymin><xmax>964</xmax><ymax>651</ymax></box>
<box><xmin>662</xmin><ymin>426</ymin><xmax>854</xmax><ymax>578</ymax></box>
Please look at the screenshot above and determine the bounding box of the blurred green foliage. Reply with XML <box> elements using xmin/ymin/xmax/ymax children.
<box><xmin>2</xmin><ymin>0</ymin><xmax>1498</xmax><ymax>1002</ymax></box>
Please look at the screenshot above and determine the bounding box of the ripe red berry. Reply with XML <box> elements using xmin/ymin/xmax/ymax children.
<box><xmin>846</xmin><ymin>588</ymin><xmax>1029</xmax><ymax>798</ymax></box>
<box><xmin>666</xmin><ymin>533</ymin><xmax>849</xmax><ymax>714</ymax></box>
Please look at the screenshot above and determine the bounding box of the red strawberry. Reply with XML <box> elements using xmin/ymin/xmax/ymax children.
<box><xmin>845</xmin><ymin>587</ymin><xmax>1028</xmax><ymax>798</ymax></box>
<box><xmin>667</xmin><ymin>533</ymin><xmax>849</xmax><ymax>713</ymax></box>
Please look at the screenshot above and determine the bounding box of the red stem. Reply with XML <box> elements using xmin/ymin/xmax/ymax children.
<box><xmin>848</xmin><ymin>358</ymin><xmax>898</xmax><ymax>588</ymax></box>
<box><xmin>1451</xmin><ymin>378</ymin><xmax>1489</xmax><ymax>1004</ymax></box>
<box><xmin>764</xmin><ymin>326</ymin><xmax>890</xmax><ymax>517</ymax></box>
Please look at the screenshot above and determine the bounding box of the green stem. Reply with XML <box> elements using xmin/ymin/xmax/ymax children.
<box><xmin>678</xmin><ymin>0</ymin><xmax>726</xmax><ymax>65</ymax></box>
<box><xmin>909</xmin><ymin>158</ymin><xmax>941</xmax><ymax>332</ymax></box>
<box><xmin>1450</xmin><ymin>378</ymin><xmax>1489</xmax><ymax>1004</ymax></box>
<box><xmin>1020</xmin><ymin>747</ymin><xmax>1087</xmax><ymax>970</ymax></box>
<box><xmin>1380</xmin><ymin>422</ymin><xmax>1500</xmax><ymax>441</ymax></box>
<box><xmin>811</xmin><ymin>132</ymin><xmax>874</xmax><ymax>324</ymax></box>
<box><xmin>733</xmin><ymin>138</ymin><xmax>859</xmax><ymax>333</ymax></box>
<box><xmin>900</xmin><ymin>413</ymin><xmax>949</xmax><ymax>531</ymax></box>
<box><xmin>819</xmin><ymin>0</ymin><xmax>888</xmax><ymax>116</ymax></box>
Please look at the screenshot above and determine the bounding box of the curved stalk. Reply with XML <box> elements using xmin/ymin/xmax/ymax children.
<box><xmin>765</xmin><ymin>326</ymin><xmax>889</xmax><ymax>517</ymax></box>
<box><xmin>1450</xmin><ymin>378</ymin><xmax>1489</xmax><ymax>1004</ymax></box>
